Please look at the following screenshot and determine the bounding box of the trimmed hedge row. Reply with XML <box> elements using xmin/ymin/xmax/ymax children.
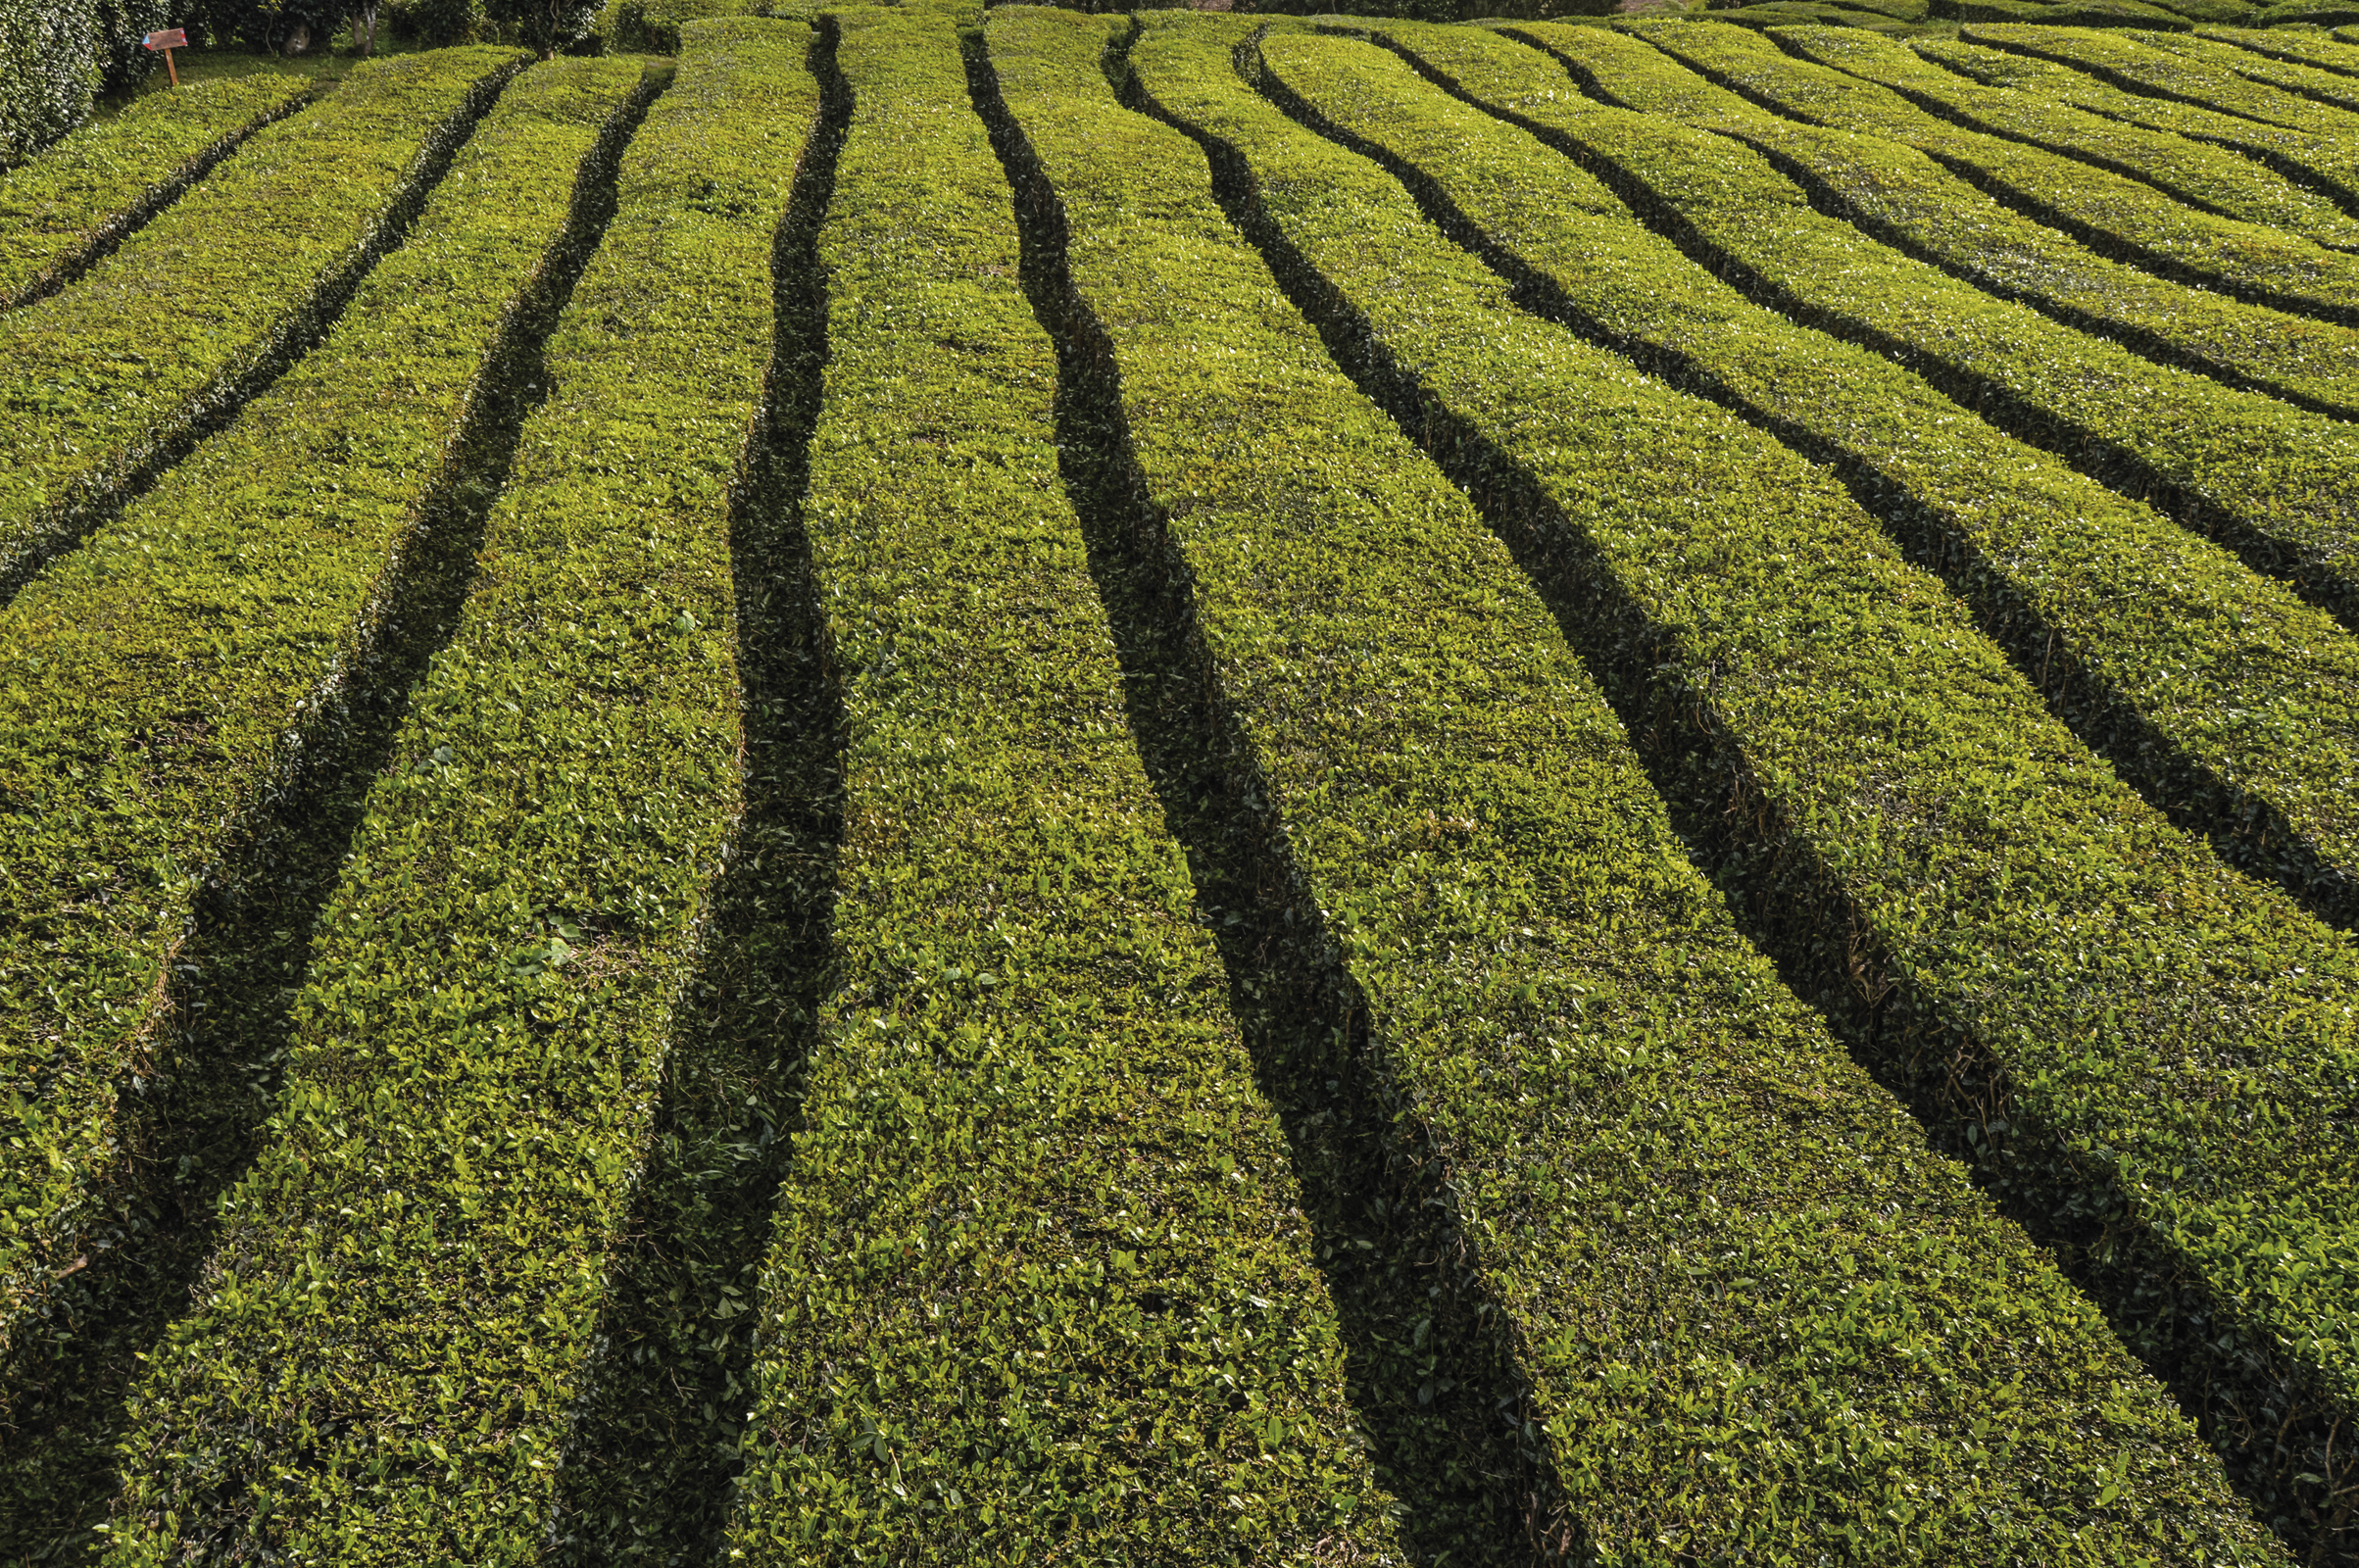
<box><xmin>83</xmin><ymin>24</ymin><xmax>815</xmax><ymax>1565</ymax></box>
<box><xmin>0</xmin><ymin>71</ymin><xmax>319</xmax><ymax>312</ymax></box>
<box><xmin>1146</xmin><ymin>11</ymin><xmax>2359</xmax><ymax>1554</ymax></box>
<box><xmin>1605</xmin><ymin>22</ymin><xmax>2359</xmax><ymax>423</ymax></box>
<box><xmin>1918</xmin><ymin>31</ymin><xmax>2359</xmax><ymax>216</ymax></box>
<box><xmin>1782</xmin><ymin>24</ymin><xmax>2359</xmax><ymax>255</ymax></box>
<box><xmin>1272</xmin><ymin>22</ymin><xmax>2359</xmax><ymax>999</ymax></box>
<box><xmin>1482</xmin><ymin>23</ymin><xmax>2359</xmax><ymax>645</ymax></box>
<box><xmin>1731</xmin><ymin>23</ymin><xmax>2359</xmax><ymax>320</ymax></box>
<box><xmin>0</xmin><ymin>46</ymin><xmax>524</xmax><ymax>602</ymax></box>
<box><xmin>0</xmin><ymin>0</ymin><xmax>101</xmax><ymax>170</ymax></box>
<box><xmin>992</xmin><ymin>6</ymin><xmax>2287</xmax><ymax>1560</ymax></box>
<box><xmin>722</xmin><ymin>9</ymin><xmax>1401</xmax><ymax>1560</ymax></box>
<box><xmin>0</xmin><ymin>41</ymin><xmax>535</xmax><ymax>1373</ymax></box>
<box><xmin>1968</xmin><ymin>23</ymin><xmax>2359</xmax><ymax>133</ymax></box>
<box><xmin>2156</xmin><ymin>24</ymin><xmax>2359</xmax><ymax>110</ymax></box>
<box><xmin>2200</xmin><ymin>23</ymin><xmax>2359</xmax><ymax>76</ymax></box>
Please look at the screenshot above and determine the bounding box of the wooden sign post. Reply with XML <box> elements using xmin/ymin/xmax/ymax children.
<box><xmin>142</xmin><ymin>28</ymin><xmax>188</xmax><ymax>87</ymax></box>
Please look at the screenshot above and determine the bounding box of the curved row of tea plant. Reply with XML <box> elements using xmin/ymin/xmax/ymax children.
<box><xmin>2202</xmin><ymin>23</ymin><xmax>2359</xmax><ymax>76</ymax></box>
<box><xmin>1972</xmin><ymin>22</ymin><xmax>2359</xmax><ymax>130</ymax></box>
<box><xmin>1676</xmin><ymin>22</ymin><xmax>2359</xmax><ymax>324</ymax></box>
<box><xmin>0</xmin><ymin>46</ymin><xmax>523</xmax><ymax>598</ymax></box>
<box><xmin>1780</xmin><ymin>24</ymin><xmax>2359</xmax><ymax>257</ymax></box>
<box><xmin>1572</xmin><ymin>23</ymin><xmax>2359</xmax><ymax>429</ymax></box>
<box><xmin>1480</xmin><ymin>23</ymin><xmax>2359</xmax><ymax>646</ymax></box>
<box><xmin>0</xmin><ymin>72</ymin><xmax>318</xmax><ymax>312</ymax></box>
<box><xmin>1632</xmin><ymin>21</ymin><xmax>2359</xmax><ymax>404</ymax></box>
<box><xmin>1150</xmin><ymin>11</ymin><xmax>2358</xmax><ymax>1552</ymax></box>
<box><xmin>996</xmin><ymin>8</ymin><xmax>2285</xmax><ymax>1561</ymax></box>
<box><xmin>1273</xmin><ymin>18</ymin><xmax>2359</xmax><ymax>953</ymax></box>
<box><xmin>725</xmin><ymin>10</ymin><xmax>1401</xmax><ymax>1560</ymax></box>
<box><xmin>2160</xmin><ymin>25</ymin><xmax>2359</xmax><ymax>109</ymax></box>
<box><xmin>0</xmin><ymin>51</ymin><xmax>627</xmax><ymax>1397</ymax></box>
<box><xmin>88</xmin><ymin>24</ymin><xmax>816</xmax><ymax>1563</ymax></box>
<box><xmin>1944</xmin><ymin>0</ymin><xmax>2200</xmax><ymax>28</ymax></box>
<box><xmin>1921</xmin><ymin>30</ymin><xmax>2359</xmax><ymax>213</ymax></box>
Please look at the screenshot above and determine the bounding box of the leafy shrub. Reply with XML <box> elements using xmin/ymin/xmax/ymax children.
<box><xmin>1955</xmin><ymin>0</ymin><xmax>2193</xmax><ymax>23</ymax></box>
<box><xmin>2198</xmin><ymin>21</ymin><xmax>2359</xmax><ymax>71</ymax></box>
<box><xmin>1264</xmin><ymin>11</ymin><xmax>2359</xmax><ymax>1030</ymax></box>
<box><xmin>484</xmin><ymin>0</ymin><xmax>601</xmax><ymax>55</ymax></box>
<box><xmin>0</xmin><ymin>48</ymin><xmax>525</xmax><ymax>600</ymax></box>
<box><xmin>0</xmin><ymin>0</ymin><xmax>102</xmax><ymax>167</ymax></box>
<box><xmin>587</xmin><ymin>0</ymin><xmax>805</xmax><ymax>51</ymax></box>
<box><xmin>1585</xmin><ymin>19</ymin><xmax>2359</xmax><ymax>422</ymax></box>
<box><xmin>386</xmin><ymin>0</ymin><xmax>488</xmax><ymax>45</ymax></box>
<box><xmin>0</xmin><ymin>55</ymin><xmax>651</xmax><ymax>1557</ymax></box>
<box><xmin>2152</xmin><ymin>22</ymin><xmax>2359</xmax><ymax>105</ymax></box>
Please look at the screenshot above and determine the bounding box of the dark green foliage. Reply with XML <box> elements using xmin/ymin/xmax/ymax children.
<box><xmin>0</xmin><ymin>0</ymin><xmax>102</xmax><ymax>167</ymax></box>
<box><xmin>1155</xmin><ymin>10</ymin><xmax>2358</xmax><ymax>1554</ymax></box>
<box><xmin>1495</xmin><ymin>22</ymin><xmax>2359</xmax><ymax>649</ymax></box>
<box><xmin>1680</xmin><ymin>22</ymin><xmax>2359</xmax><ymax>323</ymax></box>
<box><xmin>387</xmin><ymin>0</ymin><xmax>488</xmax><ymax>46</ymax></box>
<box><xmin>995</xmin><ymin>6</ymin><xmax>2287</xmax><ymax>1561</ymax></box>
<box><xmin>216</xmin><ymin>0</ymin><xmax>356</xmax><ymax>56</ymax></box>
<box><xmin>483</xmin><ymin>0</ymin><xmax>599</xmax><ymax>57</ymax></box>
<box><xmin>91</xmin><ymin>0</ymin><xmax>167</xmax><ymax>86</ymax></box>
<box><xmin>1785</xmin><ymin>24</ymin><xmax>2359</xmax><ymax>252</ymax></box>
<box><xmin>0</xmin><ymin>71</ymin><xmax>319</xmax><ymax>310</ymax></box>
<box><xmin>719</xmin><ymin>9</ymin><xmax>1404</xmax><ymax>1561</ymax></box>
<box><xmin>0</xmin><ymin>0</ymin><xmax>164</xmax><ymax>165</ymax></box>
<box><xmin>85</xmin><ymin>26</ymin><xmax>814</xmax><ymax>1563</ymax></box>
<box><xmin>589</xmin><ymin>0</ymin><xmax>809</xmax><ymax>53</ymax></box>
<box><xmin>0</xmin><ymin>40</ymin><xmax>519</xmax><ymax>1385</ymax></box>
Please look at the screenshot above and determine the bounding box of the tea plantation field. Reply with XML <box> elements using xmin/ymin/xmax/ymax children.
<box><xmin>3</xmin><ymin>5</ymin><xmax>2357</xmax><ymax>1563</ymax></box>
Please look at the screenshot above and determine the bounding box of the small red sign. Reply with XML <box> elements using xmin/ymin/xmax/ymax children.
<box><xmin>142</xmin><ymin>27</ymin><xmax>187</xmax><ymax>49</ymax></box>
